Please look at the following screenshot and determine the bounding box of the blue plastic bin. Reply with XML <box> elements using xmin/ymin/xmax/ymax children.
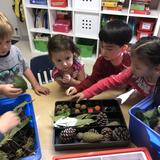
<box><xmin>0</xmin><ymin>94</ymin><xmax>41</xmax><ymax>160</ymax></box>
<box><xmin>30</xmin><ymin>0</ymin><xmax>47</xmax><ymax>5</ymax></box>
<box><xmin>129</xmin><ymin>96</ymin><xmax>160</xmax><ymax>160</ymax></box>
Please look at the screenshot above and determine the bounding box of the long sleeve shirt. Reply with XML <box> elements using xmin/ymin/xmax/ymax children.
<box><xmin>83</xmin><ymin>67</ymin><xmax>155</xmax><ymax>99</ymax></box>
<box><xmin>75</xmin><ymin>53</ymin><xmax>131</xmax><ymax>92</ymax></box>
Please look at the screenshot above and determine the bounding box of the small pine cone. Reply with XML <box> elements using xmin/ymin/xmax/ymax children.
<box><xmin>101</xmin><ymin>127</ymin><xmax>112</xmax><ymax>141</ymax></box>
<box><xmin>112</xmin><ymin>127</ymin><xmax>130</xmax><ymax>141</ymax></box>
<box><xmin>60</xmin><ymin>128</ymin><xmax>76</xmax><ymax>143</ymax></box>
<box><xmin>97</xmin><ymin>112</ymin><xmax>108</xmax><ymax>126</ymax></box>
<box><xmin>88</xmin><ymin>128</ymin><xmax>99</xmax><ymax>134</ymax></box>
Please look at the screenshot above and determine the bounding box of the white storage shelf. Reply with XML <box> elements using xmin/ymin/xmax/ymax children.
<box><xmin>23</xmin><ymin>0</ymin><xmax>160</xmax><ymax>58</ymax></box>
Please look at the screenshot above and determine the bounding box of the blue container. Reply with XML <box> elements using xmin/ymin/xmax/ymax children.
<box><xmin>129</xmin><ymin>96</ymin><xmax>160</xmax><ymax>160</ymax></box>
<box><xmin>0</xmin><ymin>94</ymin><xmax>41</xmax><ymax>160</ymax></box>
<box><xmin>30</xmin><ymin>0</ymin><xmax>47</xmax><ymax>5</ymax></box>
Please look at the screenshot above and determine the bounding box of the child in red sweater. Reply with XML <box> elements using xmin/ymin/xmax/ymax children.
<box><xmin>71</xmin><ymin>36</ymin><xmax>160</xmax><ymax>102</ymax></box>
<box><xmin>66</xmin><ymin>19</ymin><xmax>132</xmax><ymax>95</ymax></box>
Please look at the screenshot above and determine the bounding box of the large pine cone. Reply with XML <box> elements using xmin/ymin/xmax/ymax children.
<box><xmin>97</xmin><ymin>112</ymin><xmax>109</xmax><ymax>126</ymax></box>
<box><xmin>101</xmin><ymin>127</ymin><xmax>112</xmax><ymax>141</ymax></box>
<box><xmin>59</xmin><ymin>128</ymin><xmax>76</xmax><ymax>143</ymax></box>
<box><xmin>112</xmin><ymin>127</ymin><xmax>130</xmax><ymax>141</ymax></box>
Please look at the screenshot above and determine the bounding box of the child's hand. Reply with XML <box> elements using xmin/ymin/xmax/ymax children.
<box><xmin>0</xmin><ymin>84</ymin><xmax>22</xmax><ymax>98</ymax></box>
<box><xmin>66</xmin><ymin>86</ymin><xmax>77</xmax><ymax>96</ymax></box>
<box><xmin>0</xmin><ymin>111</ymin><xmax>20</xmax><ymax>134</ymax></box>
<box><xmin>71</xmin><ymin>92</ymin><xmax>85</xmax><ymax>102</ymax></box>
<box><xmin>33</xmin><ymin>85</ymin><xmax>50</xmax><ymax>95</ymax></box>
<box><xmin>62</xmin><ymin>74</ymin><xmax>71</xmax><ymax>84</ymax></box>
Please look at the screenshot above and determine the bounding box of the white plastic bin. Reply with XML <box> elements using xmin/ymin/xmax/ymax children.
<box><xmin>74</xmin><ymin>12</ymin><xmax>99</xmax><ymax>37</ymax></box>
<box><xmin>73</xmin><ymin>0</ymin><xmax>100</xmax><ymax>11</ymax></box>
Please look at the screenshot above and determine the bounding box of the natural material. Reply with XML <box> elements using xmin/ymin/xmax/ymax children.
<box><xmin>0</xmin><ymin>101</ymin><xmax>35</xmax><ymax>159</ymax></box>
<box><xmin>77</xmin><ymin>131</ymin><xmax>103</xmax><ymax>143</ymax></box>
<box><xmin>97</xmin><ymin>112</ymin><xmax>109</xmax><ymax>126</ymax></box>
<box><xmin>13</xmin><ymin>75</ymin><xmax>28</xmax><ymax>92</ymax></box>
<box><xmin>55</xmin><ymin>104</ymin><xmax>71</xmax><ymax>116</ymax></box>
<box><xmin>112</xmin><ymin>127</ymin><xmax>130</xmax><ymax>141</ymax></box>
<box><xmin>88</xmin><ymin>128</ymin><xmax>99</xmax><ymax>134</ymax></box>
<box><xmin>94</xmin><ymin>105</ymin><xmax>101</xmax><ymax>111</ymax></box>
<box><xmin>59</xmin><ymin>128</ymin><xmax>76</xmax><ymax>143</ymax></box>
<box><xmin>101</xmin><ymin>127</ymin><xmax>112</xmax><ymax>141</ymax></box>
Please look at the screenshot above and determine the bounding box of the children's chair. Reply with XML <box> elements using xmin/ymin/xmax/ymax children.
<box><xmin>30</xmin><ymin>55</ymin><xmax>54</xmax><ymax>85</ymax></box>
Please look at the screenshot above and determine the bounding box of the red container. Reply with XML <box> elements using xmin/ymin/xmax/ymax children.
<box><xmin>139</xmin><ymin>19</ymin><xmax>155</xmax><ymax>32</ymax></box>
<box><xmin>51</xmin><ymin>0</ymin><xmax>67</xmax><ymax>7</ymax></box>
<box><xmin>53</xmin><ymin>19</ymin><xmax>71</xmax><ymax>33</ymax></box>
<box><xmin>137</xmin><ymin>29</ymin><xmax>153</xmax><ymax>40</ymax></box>
<box><xmin>53</xmin><ymin>147</ymin><xmax>152</xmax><ymax>160</ymax></box>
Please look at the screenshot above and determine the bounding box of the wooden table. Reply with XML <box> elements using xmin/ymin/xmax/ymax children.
<box><xmin>26</xmin><ymin>82</ymin><xmax>140</xmax><ymax>160</ymax></box>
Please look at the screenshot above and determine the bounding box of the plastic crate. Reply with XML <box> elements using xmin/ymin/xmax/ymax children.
<box><xmin>30</xmin><ymin>0</ymin><xmax>47</xmax><ymax>5</ymax></box>
<box><xmin>53</xmin><ymin>147</ymin><xmax>152</xmax><ymax>160</ymax></box>
<box><xmin>74</xmin><ymin>12</ymin><xmax>99</xmax><ymax>37</ymax></box>
<box><xmin>136</xmin><ymin>29</ymin><xmax>153</xmax><ymax>40</ymax></box>
<box><xmin>73</xmin><ymin>0</ymin><xmax>100</xmax><ymax>11</ymax></box>
<box><xmin>33</xmin><ymin>38</ymin><xmax>48</xmax><ymax>52</ymax></box>
<box><xmin>129</xmin><ymin>96</ymin><xmax>160</xmax><ymax>160</ymax></box>
<box><xmin>76</xmin><ymin>39</ymin><xmax>95</xmax><ymax>57</ymax></box>
<box><xmin>0</xmin><ymin>94</ymin><xmax>41</xmax><ymax>160</ymax></box>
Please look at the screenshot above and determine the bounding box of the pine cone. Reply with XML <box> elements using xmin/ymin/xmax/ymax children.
<box><xmin>101</xmin><ymin>127</ymin><xmax>112</xmax><ymax>141</ymax></box>
<box><xmin>59</xmin><ymin>128</ymin><xmax>76</xmax><ymax>143</ymax></box>
<box><xmin>112</xmin><ymin>127</ymin><xmax>130</xmax><ymax>141</ymax></box>
<box><xmin>97</xmin><ymin>112</ymin><xmax>109</xmax><ymax>126</ymax></box>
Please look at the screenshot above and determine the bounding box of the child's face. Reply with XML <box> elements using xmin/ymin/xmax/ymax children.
<box><xmin>0</xmin><ymin>35</ymin><xmax>12</xmax><ymax>56</ymax></box>
<box><xmin>51</xmin><ymin>50</ymin><xmax>74</xmax><ymax>72</ymax></box>
<box><xmin>131</xmin><ymin>55</ymin><xmax>155</xmax><ymax>78</ymax></box>
<box><xmin>100</xmin><ymin>42</ymin><xmax>124</xmax><ymax>61</ymax></box>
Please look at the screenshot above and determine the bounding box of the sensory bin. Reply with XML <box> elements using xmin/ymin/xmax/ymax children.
<box><xmin>53</xmin><ymin>99</ymin><xmax>130</xmax><ymax>151</ymax></box>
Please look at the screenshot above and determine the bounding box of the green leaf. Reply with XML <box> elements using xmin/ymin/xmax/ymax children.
<box><xmin>107</xmin><ymin>121</ymin><xmax>120</xmax><ymax>126</ymax></box>
<box><xmin>143</xmin><ymin>108</ymin><xmax>157</xmax><ymax>119</ymax></box>
<box><xmin>53</xmin><ymin>115</ymin><xmax>66</xmax><ymax>122</ymax></box>
<box><xmin>76</xmin><ymin>119</ymin><xmax>96</xmax><ymax>127</ymax></box>
<box><xmin>0</xmin><ymin>150</ymin><xmax>8</xmax><ymax>160</ymax></box>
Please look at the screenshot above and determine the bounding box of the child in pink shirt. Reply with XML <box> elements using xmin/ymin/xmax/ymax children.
<box><xmin>48</xmin><ymin>34</ymin><xmax>86</xmax><ymax>88</ymax></box>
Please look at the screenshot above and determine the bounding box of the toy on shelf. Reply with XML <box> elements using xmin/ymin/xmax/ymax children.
<box><xmin>136</xmin><ymin>18</ymin><xmax>155</xmax><ymax>40</ymax></box>
<box><xmin>130</xmin><ymin>0</ymin><xmax>152</xmax><ymax>15</ymax></box>
<box><xmin>102</xmin><ymin>0</ymin><xmax>125</xmax><ymax>11</ymax></box>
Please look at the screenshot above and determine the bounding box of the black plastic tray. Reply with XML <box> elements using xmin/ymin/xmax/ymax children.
<box><xmin>53</xmin><ymin>99</ymin><xmax>130</xmax><ymax>151</ymax></box>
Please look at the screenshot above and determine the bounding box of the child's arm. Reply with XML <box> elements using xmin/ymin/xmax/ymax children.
<box><xmin>72</xmin><ymin>68</ymin><xmax>132</xmax><ymax>102</ymax></box>
<box><xmin>24</xmin><ymin>68</ymin><xmax>50</xmax><ymax>95</ymax></box>
<box><xmin>0</xmin><ymin>84</ymin><xmax>22</xmax><ymax>98</ymax></box>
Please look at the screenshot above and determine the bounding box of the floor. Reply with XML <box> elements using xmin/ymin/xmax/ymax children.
<box><xmin>15</xmin><ymin>40</ymin><xmax>95</xmax><ymax>75</ymax></box>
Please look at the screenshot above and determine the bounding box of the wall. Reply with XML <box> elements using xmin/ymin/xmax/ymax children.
<box><xmin>0</xmin><ymin>0</ymin><xmax>28</xmax><ymax>40</ymax></box>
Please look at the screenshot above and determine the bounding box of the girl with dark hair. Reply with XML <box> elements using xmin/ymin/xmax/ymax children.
<box><xmin>48</xmin><ymin>34</ymin><xmax>86</xmax><ymax>88</ymax></box>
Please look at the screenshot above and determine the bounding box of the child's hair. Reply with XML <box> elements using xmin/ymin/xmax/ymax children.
<box><xmin>131</xmin><ymin>36</ymin><xmax>160</xmax><ymax>106</ymax></box>
<box><xmin>48</xmin><ymin>34</ymin><xmax>80</xmax><ymax>60</ymax></box>
<box><xmin>131</xmin><ymin>36</ymin><xmax>160</xmax><ymax>66</ymax></box>
<box><xmin>0</xmin><ymin>12</ymin><xmax>14</xmax><ymax>40</ymax></box>
<box><xmin>99</xmin><ymin>19</ymin><xmax>132</xmax><ymax>46</ymax></box>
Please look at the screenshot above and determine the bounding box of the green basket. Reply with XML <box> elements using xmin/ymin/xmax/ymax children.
<box><xmin>76</xmin><ymin>39</ymin><xmax>95</xmax><ymax>57</ymax></box>
<box><xmin>33</xmin><ymin>38</ymin><xmax>48</xmax><ymax>52</ymax></box>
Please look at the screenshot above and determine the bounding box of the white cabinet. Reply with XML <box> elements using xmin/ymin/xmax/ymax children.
<box><xmin>23</xmin><ymin>0</ymin><xmax>160</xmax><ymax>59</ymax></box>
